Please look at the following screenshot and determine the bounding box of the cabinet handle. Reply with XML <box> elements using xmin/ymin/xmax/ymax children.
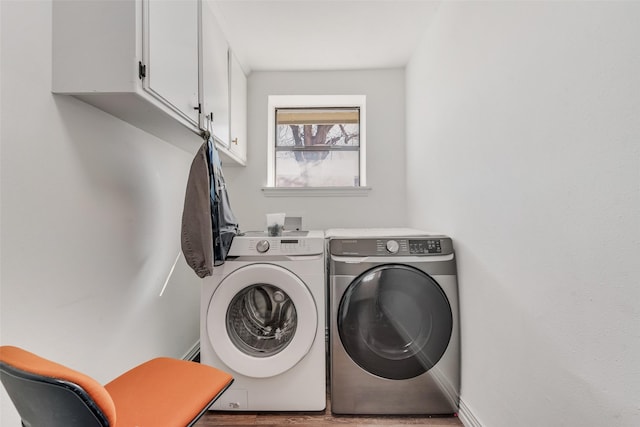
<box><xmin>138</xmin><ymin>61</ymin><xmax>146</xmax><ymax>80</ymax></box>
<box><xmin>194</xmin><ymin>103</ymin><xmax>202</xmax><ymax>114</ymax></box>
<box><xmin>232</xmin><ymin>138</ymin><xmax>238</xmax><ymax>145</ymax></box>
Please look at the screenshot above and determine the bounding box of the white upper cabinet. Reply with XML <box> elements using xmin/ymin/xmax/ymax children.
<box><xmin>229</xmin><ymin>51</ymin><xmax>248</xmax><ymax>165</ymax></box>
<box><xmin>200</xmin><ymin>0</ymin><xmax>230</xmax><ymax>147</ymax></box>
<box><xmin>52</xmin><ymin>0</ymin><xmax>202</xmax><ymax>152</ymax></box>
<box><xmin>200</xmin><ymin>0</ymin><xmax>246</xmax><ymax>166</ymax></box>
<box><xmin>52</xmin><ymin>0</ymin><xmax>246</xmax><ymax>161</ymax></box>
<box><xmin>144</xmin><ymin>0</ymin><xmax>200</xmax><ymax>125</ymax></box>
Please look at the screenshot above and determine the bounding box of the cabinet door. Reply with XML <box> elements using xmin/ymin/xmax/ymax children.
<box><xmin>201</xmin><ymin>0</ymin><xmax>230</xmax><ymax>146</ymax></box>
<box><xmin>229</xmin><ymin>51</ymin><xmax>247</xmax><ymax>163</ymax></box>
<box><xmin>143</xmin><ymin>0</ymin><xmax>200</xmax><ymax>125</ymax></box>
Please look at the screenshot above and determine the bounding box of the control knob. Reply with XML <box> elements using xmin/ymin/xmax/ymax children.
<box><xmin>386</xmin><ymin>240</ymin><xmax>400</xmax><ymax>254</ymax></box>
<box><xmin>256</xmin><ymin>240</ymin><xmax>270</xmax><ymax>253</ymax></box>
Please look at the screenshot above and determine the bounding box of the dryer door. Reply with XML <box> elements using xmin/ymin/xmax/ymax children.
<box><xmin>207</xmin><ymin>263</ymin><xmax>317</xmax><ymax>378</ymax></box>
<box><xmin>337</xmin><ymin>264</ymin><xmax>452</xmax><ymax>380</ymax></box>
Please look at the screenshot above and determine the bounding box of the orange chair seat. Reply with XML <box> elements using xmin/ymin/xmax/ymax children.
<box><xmin>105</xmin><ymin>357</ymin><xmax>232</xmax><ymax>426</ymax></box>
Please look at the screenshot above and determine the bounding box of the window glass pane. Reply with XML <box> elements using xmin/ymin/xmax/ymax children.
<box><xmin>274</xmin><ymin>107</ymin><xmax>360</xmax><ymax>187</ymax></box>
<box><xmin>276</xmin><ymin>123</ymin><xmax>360</xmax><ymax>147</ymax></box>
<box><xmin>276</xmin><ymin>150</ymin><xmax>360</xmax><ymax>187</ymax></box>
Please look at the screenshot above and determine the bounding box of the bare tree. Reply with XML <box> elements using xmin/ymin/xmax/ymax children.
<box><xmin>289</xmin><ymin>124</ymin><xmax>357</xmax><ymax>161</ymax></box>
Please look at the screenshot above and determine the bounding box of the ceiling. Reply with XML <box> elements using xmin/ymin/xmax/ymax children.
<box><xmin>208</xmin><ymin>0</ymin><xmax>442</xmax><ymax>73</ymax></box>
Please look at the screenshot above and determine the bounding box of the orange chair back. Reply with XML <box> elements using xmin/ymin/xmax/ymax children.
<box><xmin>0</xmin><ymin>345</ymin><xmax>116</xmax><ymax>426</ymax></box>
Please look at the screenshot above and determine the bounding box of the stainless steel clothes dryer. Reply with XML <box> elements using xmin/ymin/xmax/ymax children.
<box><xmin>328</xmin><ymin>231</ymin><xmax>460</xmax><ymax>415</ymax></box>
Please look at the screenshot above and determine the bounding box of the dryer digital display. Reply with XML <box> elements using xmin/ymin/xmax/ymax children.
<box><xmin>409</xmin><ymin>239</ymin><xmax>442</xmax><ymax>254</ymax></box>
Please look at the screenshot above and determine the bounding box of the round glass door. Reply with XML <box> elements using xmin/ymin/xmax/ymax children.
<box><xmin>207</xmin><ymin>263</ymin><xmax>317</xmax><ymax>378</ymax></box>
<box><xmin>227</xmin><ymin>284</ymin><xmax>297</xmax><ymax>357</ymax></box>
<box><xmin>338</xmin><ymin>264</ymin><xmax>452</xmax><ymax>380</ymax></box>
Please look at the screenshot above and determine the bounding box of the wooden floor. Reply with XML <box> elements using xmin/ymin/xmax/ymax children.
<box><xmin>195</xmin><ymin>394</ymin><xmax>463</xmax><ymax>426</ymax></box>
<box><xmin>192</xmin><ymin>353</ymin><xmax>462</xmax><ymax>426</ymax></box>
<box><xmin>196</xmin><ymin>411</ymin><xmax>462</xmax><ymax>426</ymax></box>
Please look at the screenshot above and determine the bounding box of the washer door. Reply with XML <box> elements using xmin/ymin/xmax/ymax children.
<box><xmin>338</xmin><ymin>264</ymin><xmax>452</xmax><ymax>380</ymax></box>
<box><xmin>207</xmin><ymin>263</ymin><xmax>317</xmax><ymax>378</ymax></box>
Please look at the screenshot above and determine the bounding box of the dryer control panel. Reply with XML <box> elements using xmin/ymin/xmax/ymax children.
<box><xmin>408</xmin><ymin>239</ymin><xmax>442</xmax><ymax>254</ymax></box>
<box><xmin>330</xmin><ymin>236</ymin><xmax>453</xmax><ymax>256</ymax></box>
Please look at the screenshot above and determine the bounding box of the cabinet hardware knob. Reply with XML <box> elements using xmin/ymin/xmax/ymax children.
<box><xmin>232</xmin><ymin>138</ymin><xmax>238</xmax><ymax>145</ymax></box>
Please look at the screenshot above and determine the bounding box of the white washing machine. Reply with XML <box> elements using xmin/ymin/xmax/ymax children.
<box><xmin>326</xmin><ymin>228</ymin><xmax>460</xmax><ymax>415</ymax></box>
<box><xmin>200</xmin><ymin>230</ymin><xmax>326</xmax><ymax>411</ymax></box>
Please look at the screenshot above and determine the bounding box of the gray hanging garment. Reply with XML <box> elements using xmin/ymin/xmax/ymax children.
<box><xmin>207</xmin><ymin>137</ymin><xmax>239</xmax><ymax>265</ymax></box>
<box><xmin>181</xmin><ymin>141</ymin><xmax>214</xmax><ymax>278</ymax></box>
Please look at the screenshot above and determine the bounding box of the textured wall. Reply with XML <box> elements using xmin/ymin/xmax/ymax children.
<box><xmin>224</xmin><ymin>69</ymin><xmax>408</xmax><ymax>232</ymax></box>
<box><xmin>1</xmin><ymin>1</ymin><xmax>201</xmax><ymax>424</ymax></box>
<box><xmin>406</xmin><ymin>2</ymin><xmax>640</xmax><ymax>426</ymax></box>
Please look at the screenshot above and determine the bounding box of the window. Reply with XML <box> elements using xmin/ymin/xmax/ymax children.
<box><xmin>267</xmin><ymin>95</ymin><xmax>366</xmax><ymax>189</ymax></box>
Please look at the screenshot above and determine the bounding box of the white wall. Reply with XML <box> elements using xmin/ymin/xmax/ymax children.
<box><xmin>406</xmin><ymin>2</ymin><xmax>640</xmax><ymax>426</ymax></box>
<box><xmin>1</xmin><ymin>1</ymin><xmax>201</xmax><ymax>424</ymax></box>
<box><xmin>224</xmin><ymin>69</ymin><xmax>407</xmax><ymax>231</ymax></box>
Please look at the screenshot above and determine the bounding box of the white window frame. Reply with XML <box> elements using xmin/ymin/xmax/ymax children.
<box><xmin>266</xmin><ymin>95</ymin><xmax>367</xmax><ymax>191</ymax></box>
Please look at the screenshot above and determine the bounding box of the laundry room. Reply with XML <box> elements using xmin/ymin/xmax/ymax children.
<box><xmin>1</xmin><ymin>1</ymin><xmax>639</xmax><ymax>426</ymax></box>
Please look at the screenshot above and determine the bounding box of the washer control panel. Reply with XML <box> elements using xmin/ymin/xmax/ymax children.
<box><xmin>330</xmin><ymin>236</ymin><xmax>452</xmax><ymax>256</ymax></box>
<box><xmin>228</xmin><ymin>233</ymin><xmax>325</xmax><ymax>256</ymax></box>
<box><xmin>256</xmin><ymin>240</ymin><xmax>270</xmax><ymax>253</ymax></box>
<box><xmin>246</xmin><ymin>238</ymin><xmax>309</xmax><ymax>254</ymax></box>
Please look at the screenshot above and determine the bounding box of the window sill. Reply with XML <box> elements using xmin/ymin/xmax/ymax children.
<box><xmin>262</xmin><ymin>186</ymin><xmax>372</xmax><ymax>197</ymax></box>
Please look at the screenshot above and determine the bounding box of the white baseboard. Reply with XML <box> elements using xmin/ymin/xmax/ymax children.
<box><xmin>182</xmin><ymin>341</ymin><xmax>200</xmax><ymax>361</ymax></box>
<box><xmin>458</xmin><ymin>399</ymin><xmax>483</xmax><ymax>427</ymax></box>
